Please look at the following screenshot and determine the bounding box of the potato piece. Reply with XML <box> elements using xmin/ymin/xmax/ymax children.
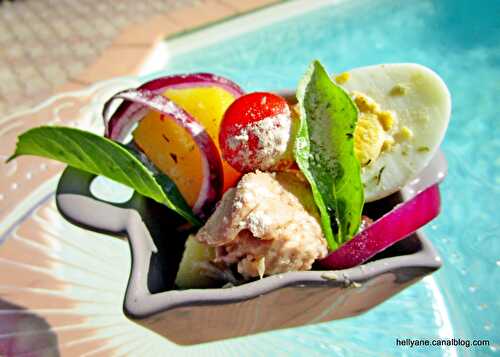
<box><xmin>175</xmin><ymin>235</ymin><xmax>217</xmax><ymax>289</ymax></box>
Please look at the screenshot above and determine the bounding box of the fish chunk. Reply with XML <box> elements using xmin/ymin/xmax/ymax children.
<box><xmin>195</xmin><ymin>171</ymin><xmax>327</xmax><ymax>279</ymax></box>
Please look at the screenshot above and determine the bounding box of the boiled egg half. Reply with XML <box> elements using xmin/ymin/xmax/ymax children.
<box><xmin>336</xmin><ymin>63</ymin><xmax>451</xmax><ymax>202</ymax></box>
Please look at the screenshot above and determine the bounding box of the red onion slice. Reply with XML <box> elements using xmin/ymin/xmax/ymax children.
<box><xmin>103</xmin><ymin>73</ymin><xmax>244</xmax><ymax>141</ymax></box>
<box><xmin>318</xmin><ymin>184</ymin><xmax>441</xmax><ymax>270</ymax></box>
<box><xmin>104</xmin><ymin>89</ymin><xmax>224</xmax><ymax>219</ymax></box>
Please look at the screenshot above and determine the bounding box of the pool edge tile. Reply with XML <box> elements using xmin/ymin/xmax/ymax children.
<box><xmin>71</xmin><ymin>46</ymin><xmax>153</xmax><ymax>85</ymax></box>
<box><xmin>218</xmin><ymin>0</ymin><xmax>283</xmax><ymax>13</ymax></box>
<box><xmin>168</xmin><ymin>0</ymin><xmax>236</xmax><ymax>30</ymax></box>
<box><xmin>51</xmin><ymin>0</ymin><xmax>287</xmax><ymax>89</ymax></box>
<box><xmin>113</xmin><ymin>16</ymin><xmax>183</xmax><ymax>47</ymax></box>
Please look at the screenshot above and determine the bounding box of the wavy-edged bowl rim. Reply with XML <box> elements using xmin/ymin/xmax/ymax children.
<box><xmin>55</xmin><ymin>152</ymin><xmax>446</xmax><ymax>319</ymax></box>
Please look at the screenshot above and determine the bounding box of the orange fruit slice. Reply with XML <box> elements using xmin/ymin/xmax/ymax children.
<box><xmin>133</xmin><ymin>86</ymin><xmax>241</xmax><ymax>207</ymax></box>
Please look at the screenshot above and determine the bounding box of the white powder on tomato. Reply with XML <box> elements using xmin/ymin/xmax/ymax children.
<box><xmin>227</xmin><ymin>130</ymin><xmax>249</xmax><ymax>150</ymax></box>
<box><xmin>228</xmin><ymin>108</ymin><xmax>291</xmax><ymax>170</ymax></box>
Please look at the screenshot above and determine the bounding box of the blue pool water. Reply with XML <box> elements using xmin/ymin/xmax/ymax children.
<box><xmin>153</xmin><ymin>0</ymin><xmax>500</xmax><ymax>355</ymax></box>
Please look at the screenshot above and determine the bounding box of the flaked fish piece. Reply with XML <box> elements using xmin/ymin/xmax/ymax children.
<box><xmin>195</xmin><ymin>171</ymin><xmax>327</xmax><ymax>279</ymax></box>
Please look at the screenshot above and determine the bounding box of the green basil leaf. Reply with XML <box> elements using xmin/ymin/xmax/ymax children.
<box><xmin>294</xmin><ymin>60</ymin><xmax>364</xmax><ymax>250</ymax></box>
<box><xmin>123</xmin><ymin>141</ymin><xmax>195</xmax><ymax>217</ymax></box>
<box><xmin>8</xmin><ymin>126</ymin><xmax>200</xmax><ymax>226</ymax></box>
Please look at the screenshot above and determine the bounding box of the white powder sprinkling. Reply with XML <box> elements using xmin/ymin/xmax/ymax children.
<box><xmin>227</xmin><ymin>132</ymin><xmax>249</xmax><ymax>150</ymax></box>
<box><xmin>229</xmin><ymin>109</ymin><xmax>291</xmax><ymax>170</ymax></box>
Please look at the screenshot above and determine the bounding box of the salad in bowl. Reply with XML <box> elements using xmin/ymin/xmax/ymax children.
<box><xmin>8</xmin><ymin>60</ymin><xmax>451</xmax><ymax>343</ymax></box>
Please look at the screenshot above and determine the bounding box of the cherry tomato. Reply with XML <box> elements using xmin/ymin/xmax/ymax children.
<box><xmin>219</xmin><ymin>92</ymin><xmax>293</xmax><ymax>173</ymax></box>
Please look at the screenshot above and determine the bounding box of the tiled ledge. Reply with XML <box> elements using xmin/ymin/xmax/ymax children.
<box><xmin>68</xmin><ymin>0</ymin><xmax>281</xmax><ymax>87</ymax></box>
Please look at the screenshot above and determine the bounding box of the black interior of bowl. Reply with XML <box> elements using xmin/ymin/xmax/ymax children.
<box><xmin>362</xmin><ymin>191</ymin><xmax>402</xmax><ymax>220</ymax></box>
<box><xmin>137</xmin><ymin>198</ymin><xmax>194</xmax><ymax>294</ymax></box>
<box><xmin>367</xmin><ymin>233</ymin><xmax>422</xmax><ymax>262</ymax></box>
<box><xmin>362</xmin><ymin>191</ymin><xmax>423</xmax><ymax>261</ymax></box>
<box><xmin>143</xmin><ymin>189</ymin><xmax>422</xmax><ymax>294</ymax></box>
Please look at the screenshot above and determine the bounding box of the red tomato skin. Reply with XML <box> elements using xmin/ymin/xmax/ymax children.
<box><xmin>219</xmin><ymin>92</ymin><xmax>290</xmax><ymax>172</ymax></box>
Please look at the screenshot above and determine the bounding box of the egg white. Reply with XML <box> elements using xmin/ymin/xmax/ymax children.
<box><xmin>340</xmin><ymin>63</ymin><xmax>451</xmax><ymax>202</ymax></box>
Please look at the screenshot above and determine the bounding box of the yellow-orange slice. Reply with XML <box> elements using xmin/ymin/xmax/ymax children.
<box><xmin>133</xmin><ymin>86</ymin><xmax>241</xmax><ymax>207</ymax></box>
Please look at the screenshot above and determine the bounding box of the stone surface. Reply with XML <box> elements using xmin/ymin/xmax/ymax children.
<box><xmin>0</xmin><ymin>0</ymin><xmax>279</xmax><ymax>119</ymax></box>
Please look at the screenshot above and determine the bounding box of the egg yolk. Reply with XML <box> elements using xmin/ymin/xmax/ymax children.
<box><xmin>354</xmin><ymin>113</ymin><xmax>384</xmax><ymax>166</ymax></box>
<box><xmin>352</xmin><ymin>92</ymin><xmax>400</xmax><ymax>167</ymax></box>
<box><xmin>353</xmin><ymin>91</ymin><xmax>380</xmax><ymax>113</ymax></box>
<box><xmin>335</xmin><ymin>72</ymin><xmax>351</xmax><ymax>84</ymax></box>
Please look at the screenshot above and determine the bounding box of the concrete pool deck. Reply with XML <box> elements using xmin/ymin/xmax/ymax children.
<box><xmin>0</xmin><ymin>0</ymin><xmax>282</xmax><ymax>119</ymax></box>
